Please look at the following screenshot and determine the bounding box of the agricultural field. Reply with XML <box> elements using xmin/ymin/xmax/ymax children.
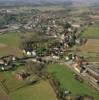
<box><xmin>77</xmin><ymin>39</ymin><xmax>99</xmax><ymax>62</ymax></box>
<box><xmin>76</xmin><ymin>51</ymin><xmax>99</xmax><ymax>62</ymax></box>
<box><xmin>0</xmin><ymin>31</ymin><xmax>22</xmax><ymax>57</ymax></box>
<box><xmin>33</xmin><ymin>5</ymin><xmax>65</xmax><ymax>11</ymax></box>
<box><xmin>82</xmin><ymin>25</ymin><xmax>99</xmax><ymax>38</ymax></box>
<box><xmin>78</xmin><ymin>24</ymin><xmax>99</xmax><ymax>61</ymax></box>
<box><xmin>47</xmin><ymin>64</ymin><xmax>99</xmax><ymax>100</ymax></box>
<box><xmin>0</xmin><ymin>4</ymin><xmax>99</xmax><ymax>100</ymax></box>
<box><xmin>80</xmin><ymin>39</ymin><xmax>99</xmax><ymax>53</ymax></box>
<box><xmin>0</xmin><ymin>66</ymin><xmax>28</xmax><ymax>92</ymax></box>
<box><xmin>0</xmin><ymin>66</ymin><xmax>57</xmax><ymax>100</ymax></box>
<box><xmin>10</xmin><ymin>80</ymin><xmax>57</xmax><ymax>100</ymax></box>
<box><xmin>0</xmin><ymin>31</ymin><xmax>21</xmax><ymax>47</ymax></box>
<box><xmin>0</xmin><ymin>46</ymin><xmax>22</xmax><ymax>57</ymax></box>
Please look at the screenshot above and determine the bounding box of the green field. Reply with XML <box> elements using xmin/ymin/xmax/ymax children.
<box><xmin>0</xmin><ymin>31</ymin><xmax>23</xmax><ymax>57</ymax></box>
<box><xmin>33</xmin><ymin>5</ymin><xmax>65</xmax><ymax>11</ymax></box>
<box><xmin>0</xmin><ymin>66</ymin><xmax>28</xmax><ymax>92</ymax></box>
<box><xmin>82</xmin><ymin>26</ymin><xmax>99</xmax><ymax>38</ymax></box>
<box><xmin>10</xmin><ymin>80</ymin><xmax>57</xmax><ymax>100</ymax></box>
<box><xmin>0</xmin><ymin>31</ymin><xmax>38</xmax><ymax>57</ymax></box>
<box><xmin>0</xmin><ymin>66</ymin><xmax>57</xmax><ymax>100</ymax></box>
<box><xmin>0</xmin><ymin>32</ymin><xmax>21</xmax><ymax>47</ymax></box>
<box><xmin>47</xmin><ymin>64</ymin><xmax>99</xmax><ymax>100</ymax></box>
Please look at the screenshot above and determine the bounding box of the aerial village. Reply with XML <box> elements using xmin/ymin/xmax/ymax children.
<box><xmin>0</xmin><ymin>4</ymin><xmax>99</xmax><ymax>100</ymax></box>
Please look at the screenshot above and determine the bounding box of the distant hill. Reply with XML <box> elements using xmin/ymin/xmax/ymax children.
<box><xmin>0</xmin><ymin>0</ymin><xmax>72</xmax><ymax>7</ymax></box>
<box><xmin>0</xmin><ymin>0</ymin><xmax>99</xmax><ymax>7</ymax></box>
<box><xmin>72</xmin><ymin>0</ymin><xmax>99</xmax><ymax>7</ymax></box>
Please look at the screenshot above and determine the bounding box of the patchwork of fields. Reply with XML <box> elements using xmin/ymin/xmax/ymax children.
<box><xmin>78</xmin><ymin>24</ymin><xmax>99</xmax><ymax>61</ymax></box>
<box><xmin>10</xmin><ymin>80</ymin><xmax>57</xmax><ymax>100</ymax></box>
<box><xmin>0</xmin><ymin>18</ymin><xmax>99</xmax><ymax>100</ymax></box>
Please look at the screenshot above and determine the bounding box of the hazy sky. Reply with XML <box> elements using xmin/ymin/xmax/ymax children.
<box><xmin>0</xmin><ymin>0</ymin><xmax>97</xmax><ymax>1</ymax></box>
<box><xmin>0</xmin><ymin>0</ymin><xmax>98</xmax><ymax>3</ymax></box>
<box><xmin>0</xmin><ymin>0</ymin><xmax>66</xmax><ymax>1</ymax></box>
<box><xmin>0</xmin><ymin>0</ymin><xmax>72</xmax><ymax>2</ymax></box>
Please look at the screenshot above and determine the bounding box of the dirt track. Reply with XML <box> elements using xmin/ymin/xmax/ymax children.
<box><xmin>0</xmin><ymin>90</ymin><xmax>10</xmax><ymax>100</ymax></box>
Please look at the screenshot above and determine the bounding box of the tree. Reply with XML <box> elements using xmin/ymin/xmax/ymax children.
<box><xmin>64</xmin><ymin>22</ymin><xmax>71</xmax><ymax>29</ymax></box>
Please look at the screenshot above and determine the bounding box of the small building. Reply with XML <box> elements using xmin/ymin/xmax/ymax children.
<box><xmin>32</xmin><ymin>51</ymin><xmax>37</xmax><ymax>57</ymax></box>
<box><xmin>16</xmin><ymin>72</ymin><xmax>30</xmax><ymax>80</ymax></box>
<box><xmin>11</xmin><ymin>56</ymin><xmax>16</xmax><ymax>61</ymax></box>
<box><xmin>73</xmin><ymin>56</ymin><xmax>88</xmax><ymax>73</ymax></box>
<box><xmin>72</xmin><ymin>24</ymin><xmax>80</xmax><ymax>28</ymax></box>
<box><xmin>65</xmin><ymin>56</ymin><xmax>70</xmax><ymax>61</ymax></box>
<box><xmin>0</xmin><ymin>60</ymin><xmax>4</xmax><ymax>65</ymax></box>
<box><xmin>31</xmin><ymin>59</ymin><xmax>37</xmax><ymax>62</ymax></box>
<box><xmin>75</xmin><ymin>38</ymin><xmax>81</xmax><ymax>44</ymax></box>
<box><xmin>74</xmin><ymin>63</ymin><xmax>82</xmax><ymax>73</ymax></box>
<box><xmin>26</xmin><ymin>51</ymin><xmax>32</xmax><ymax>56</ymax></box>
<box><xmin>52</xmin><ymin>56</ymin><xmax>59</xmax><ymax>60</ymax></box>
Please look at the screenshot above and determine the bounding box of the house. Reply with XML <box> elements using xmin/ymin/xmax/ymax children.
<box><xmin>68</xmin><ymin>28</ymin><xmax>72</xmax><ymax>32</ymax></box>
<box><xmin>72</xmin><ymin>23</ymin><xmax>80</xmax><ymax>28</ymax></box>
<box><xmin>52</xmin><ymin>55</ymin><xmax>59</xmax><ymax>60</ymax></box>
<box><xmin>75</xmin><ymin>38</ymin><xmax>81</xmax><ymax>44</ymax></box>
<box><xmin>0</xmin><ymin>60</ymin><xmax>4</xmax><ymax>65</ymax></box>
<box><xmin>26</xmin><ymin>51</ymin><xmax>32</xmax><ymax>56</ymax></box>
<box><xmin>74</xmin><ymin>62</ymin><xmax>82</xmax><ymax>73</ymax></box>
<box><xmin>31</xmin><ymin>51</ymin><xmax>37</xmax><ymax>57</ymax></box>
<box><xmin>73</xmin><ymin>56</ymin><xmax>88</xmax><ymax>73</ymax></box>
<box><xmin>31</xmin><ymin>59</ymin><xmax>37</xmax><ymax>62</ymax></box>
<box><xmin>16</xmin><ymin>72</ymin><xmax>30</xmax><ymax>80</ymax></box>
<box><xmin>11</xmin><ymin>56</ymin><xmax>16</xmax><ymax>61</ymax></box>
<box><xmin>61</xmin><ymin>34</ymin><xmax>65</xmax><ymax>40</ymax></box>
<box><xmin>65</xmin><ymin>56</ymin><xmax>70</xmax><ymax>61</ymax></box>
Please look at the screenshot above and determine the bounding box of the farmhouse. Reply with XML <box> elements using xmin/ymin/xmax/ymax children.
<box><xmin>71</xmin><ymin>24</ymin><xmax>80</xmax><ymax>28</ymax></box>
<box><xmin>73</xmin><ymin>56</ymin><xmax>88</xmax><ymax>73</ymax></box>
<box><xmin>16</xmin><ymin>72</ymin><xmax>30</xmax><ymax>80</ymax></box>
<box><xmin>74</xmin><ymin>62</ymin><xmax>82</xmax><ymax>73</ymax></box>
